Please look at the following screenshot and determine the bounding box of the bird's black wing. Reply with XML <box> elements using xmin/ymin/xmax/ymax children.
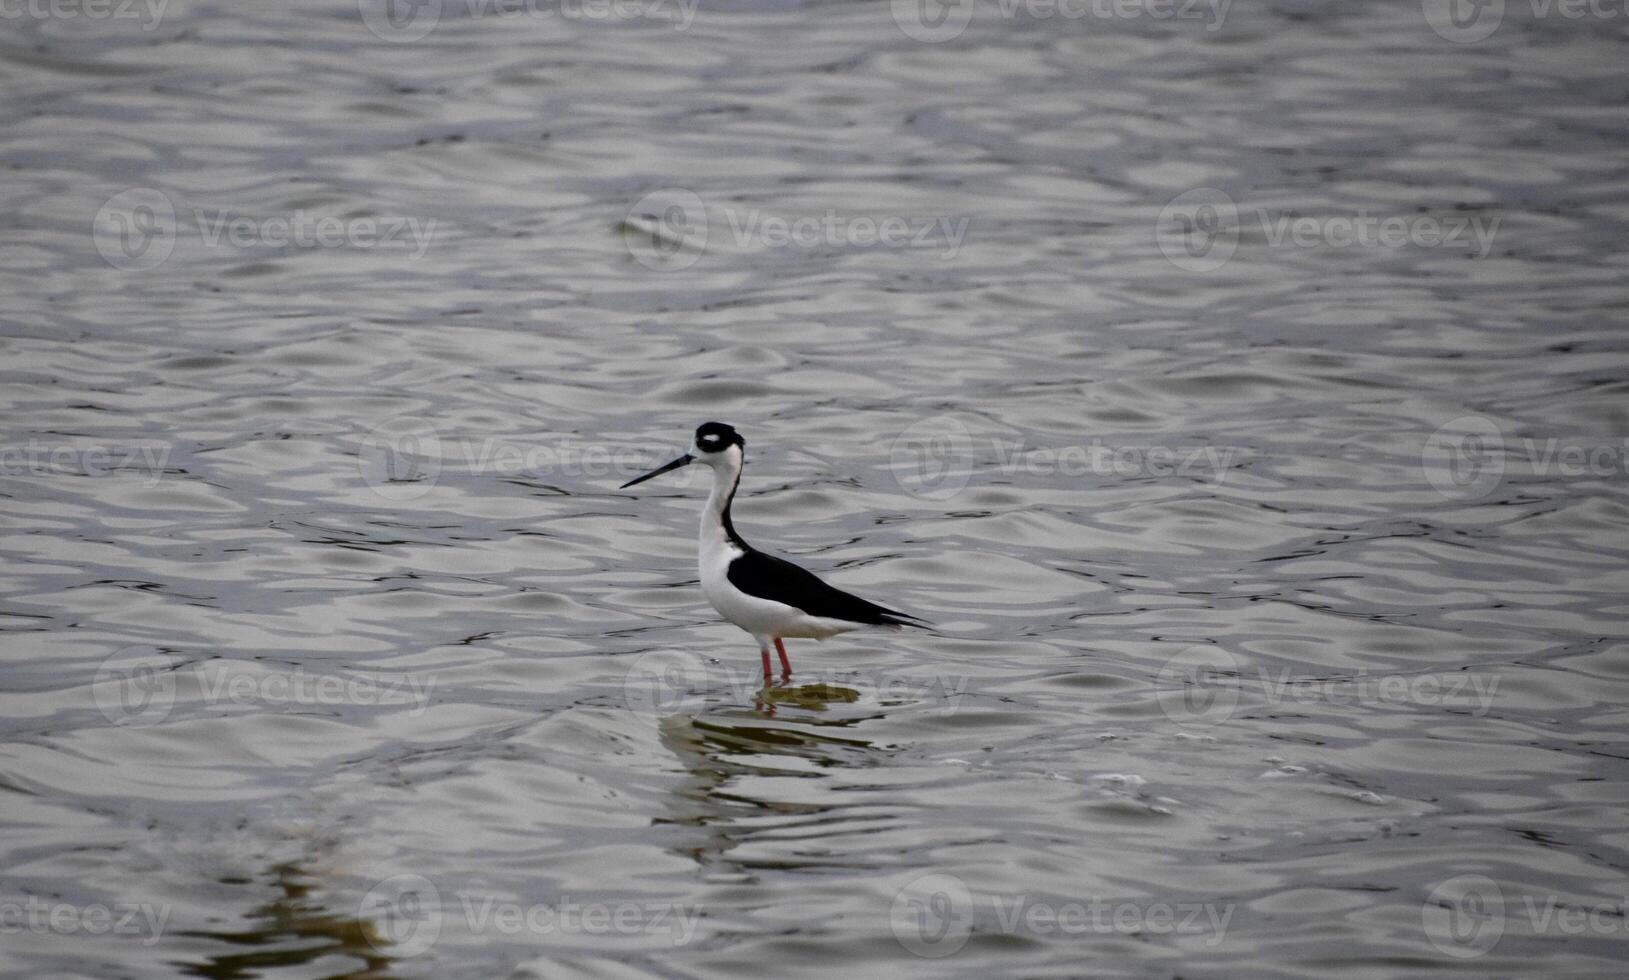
<box><xmin>726</xmin><ymin>549</ymin><xmax>929</xmax><ymax>628</ymax></box>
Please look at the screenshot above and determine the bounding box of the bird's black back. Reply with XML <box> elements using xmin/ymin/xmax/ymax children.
<box><xmin>726</xmin><ymin>548</ymin><xmax>928</xmax><ymax>628</ymax></box>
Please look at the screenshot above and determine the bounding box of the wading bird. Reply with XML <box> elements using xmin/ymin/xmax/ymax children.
<box><xmin>620</xmin><ymin>422</ymin><xmax>928</xmax><ymax>683</ymax></box>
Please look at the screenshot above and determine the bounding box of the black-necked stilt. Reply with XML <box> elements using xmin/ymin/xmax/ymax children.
<box><xmin>620</xmin><ymin>422</ymin><xmax>929</xmax><ymax>683</ymax></box>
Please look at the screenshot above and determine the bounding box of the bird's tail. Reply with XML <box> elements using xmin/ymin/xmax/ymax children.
<box><xmin>879</xmin><ymin>609</ymin><xmax>932</xmax><ymax>630</ymax></box>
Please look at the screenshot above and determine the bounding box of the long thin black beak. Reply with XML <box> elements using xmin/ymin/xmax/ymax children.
<box><xmin>620</xmin><ymin>453</ymin><xmax>694</xmax><ymax>489</ymax></box>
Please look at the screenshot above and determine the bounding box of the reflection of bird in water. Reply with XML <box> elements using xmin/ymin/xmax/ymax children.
<box><xmin>183</xmin><ymin>861</ymin><xmax>398</xmax><ymax>980</ymax></box>
<box><xmin>653</xmin><ymin>707</ymin><xmax>889</xmax><ymax>877</ymax></box>
<box><xmin>621</xmin><ymin>422</ymin><xmax>929</xmax><ymax>685</ymax></box>
<box><xmin>753</xmin><ymin>682</ymin><xmax>861</xmax><ymax>719</ymax></box>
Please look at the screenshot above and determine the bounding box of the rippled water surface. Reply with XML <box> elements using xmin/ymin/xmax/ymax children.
<box><xmin>4</xmin><ymin>1</ymin><xmax>1629</xmax><ymax>976</ymax></box>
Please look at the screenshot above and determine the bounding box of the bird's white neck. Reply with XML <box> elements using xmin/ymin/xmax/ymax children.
<box><xmin>699</xmin><ymin>447</ymin><xmax>746</xmax><ymax>557</ymax></box>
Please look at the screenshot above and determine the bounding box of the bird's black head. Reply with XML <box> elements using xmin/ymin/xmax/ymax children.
<box><xmin>694</xmin><ymin>421</ymin><xmax>744</xmax><ymax>456</ymax></box>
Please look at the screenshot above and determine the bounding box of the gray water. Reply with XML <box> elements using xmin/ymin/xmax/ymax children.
<box><xmin>4</xmin><ymin>0</ymin><xmax>1629</xmax><ymax>976</ymax></box>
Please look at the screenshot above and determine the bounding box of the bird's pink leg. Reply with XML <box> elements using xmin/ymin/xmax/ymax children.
<box><xmin>774</xmin><ymin>637</ymin><xmax>792</xmax><ymax>678</ymax></box>
<box><xmin>760</xmin><ymin>647</ymin><xmax>772</xmax><ymax>684</ymax></box>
